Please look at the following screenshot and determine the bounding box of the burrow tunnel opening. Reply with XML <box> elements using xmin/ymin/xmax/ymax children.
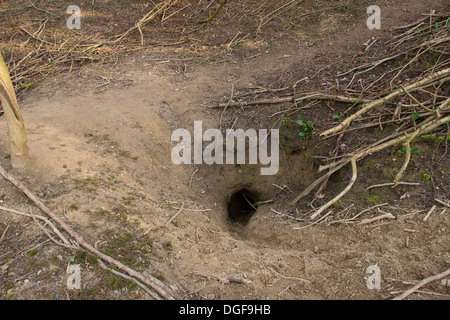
<box><xmin>227</xmin><ymin>189</ymin><xmax>259</xmax><ymax>226</ymax></box>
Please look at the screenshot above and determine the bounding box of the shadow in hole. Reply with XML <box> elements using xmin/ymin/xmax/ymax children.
<box><xmin>227</xmin><ymin>189</ymin><xmax>259</xmax><ymax>226</ymax></box>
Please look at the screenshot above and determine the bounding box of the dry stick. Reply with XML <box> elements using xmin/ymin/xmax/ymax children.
<box><xmin>331</xmin><ymin>98</ymin><xmax>449</xmax><ymax>160</ymax></box>
<box><xmin>358</xmin><ymin>211</ymin><xmax>395</xmax><ymax>225</ymax></box>
<box><xmin>19</xmin><ymin>26</ymin><xmax>53</xmax><ymax>45</ymax></box>
<box><xmin>321</xmin><ymin>68</ymin><xmax>450</xmax><ymax>137</ymax></box>
<box><xmin>422</xmin><ymin>205</ymin><xmax>436</xmax><ymax>222</ymax></box>
<box><xmin>310</xmin><ymin>157</ymin><xmax>357</xmax><ymax>220</ymax></box>
<box><xmin>393</xmin><ymin>141</ymin><xmax>411</xmax><ymax>185</ymax></box>
<box><xmin>346</xmin><ymin>54</ymin><xmax>403</xmax><ymax>88</ymax></box>
<box><xmin>337</xmin><ymin>53</ymin><xmax>403</xmax><ymax>77</ymax></box>
<box><xmin>293</xmin><ymin>210</ymin><xmax>333</xmax><ymax>230</ymax></box>
<box><xmin>188</xmin><ymin>168</ymin><xmax>198</xmax><ymax>187</ymax></box>
<box><xmin>165</xmin><ymin>201</ymin><xmax>185</xmax><ymax>226</ymax></box>
<box><xmin>366</xmin><ymin>182</ymin><xmax>420</xmax><ymax>190</ymax></box>
<box><xmin>271</xmin><ymin>208</ymin><xmax>304</xmax><ymax>222</ymax></box>
<box><xmin>97</xmin><ymin>259</ymin><xmax>161</xmax><ymax>300</ymax></box>
<box><xmin>242</xmin><ymin>193</ymin><xmax>258</xmax><ymax>211</ymax></box>
<box><xmin>390</xmin><ymin>47</ymin><xmax>430</xmax><ymax>88</ymax></box>
<box><xmin>292</xmin><ymin>114</ymin><xmax>450</xmax><ymax>209</ymax></box>
<box><xmin>392</xmin><ymin>17</ymin><xmax>428</xmax><ymax>30</ymax></box>
<box><xmin>400</xmin><ymin>85</ymin><xmax>434</xmax><ymax>114</ymax></box>
<box><xmin>216</xmin><ymin>93</ymin><xmax>370</xmax><ymax>108</ymax></box>
<box><xmin>393</xmin><ymin>268</ymin><xmax>450</xmax><ymax>300</ymax></box>
<box><xmin>257</xmin><ymin>0</ymin><xmax>296</xmax><ymax>31</ymax></box>
<box><xmin>352</xmin><ymin>114</ymin><xmax>450</xmax><ymax>161</ymax></box>
<box><xmin>268</xmin><ymin>266</ymin><xmax>312</xmax><ymax>284</ymax></box>
<box><xmin>329</xmin><ymin>203</ymin><xmax>388</xmax><ymax>224</ymax></box>
<box><xmin>0</xmin><ymin>164</ymin><xmax>178</xmax><ymax>300</ymax></box>
<box><xmin>0</xmin><ymin>224</ymin><xmax>9</xmax><ymax>244</ymax></box>
<box><xmin>290</xmin><ymin>160</ymin><xmax>350</xmax><ymax>204</ymax></box>
<box><xmin>29</xmin><ymin>208</ymin><xmax>78</xmax><ymax>249</ymax></box>
<box><xmin>113</xmin><ymin>0</ymin><xmax>177</xmax><ymax>44</ymax></box>
<box><xmin>0</xmin><ymin>205</ymin><xmax>71</xmax><ymax>246</ymax></box>
<box><xmin>434</xmin><ymin>198</ymin><xmax>450</xmax><ymax>208</ymax></box>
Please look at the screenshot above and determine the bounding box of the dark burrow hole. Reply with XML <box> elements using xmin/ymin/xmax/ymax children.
<box><xmin>227</xmin><ymin>189</ymin><xmax>259</xmax><ymax>226</ymax></box>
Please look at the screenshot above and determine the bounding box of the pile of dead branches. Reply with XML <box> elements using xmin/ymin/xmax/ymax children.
<box><xmin>294</xmin><ymin>13</ymin><xmax>450</xmax><ymax>219</ymax></box>
<box><xmin>216</xmin><ymin>13</ymin><xmax>450</xmax><ymax>221</ymax></box>
<box><xmin>1</xmin><ymin>0</ymin><xmax>180</xmax><ymax>96</ymax></box>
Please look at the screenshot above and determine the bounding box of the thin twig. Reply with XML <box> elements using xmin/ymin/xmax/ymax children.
<box><xmin>188</xmin><ymin>168</ymin><xmax>198</xmax><ymax>187</ymax></box>
<box><xmin>366</xmin><ymin>182</ymin><xmax>420</xmax><ymax>190</ymax></box>
<box><xmin>423</xmin><ymin>205</ymin><xmax>436</xmax><ymax>222</ymax></box>
<box><xmin>0</xmin><ymin>224</ymin><xmax>9</xmax><ymax>244</ymax></box>
<box><xmin>358</xmin><ymin>211</ymin><xmax>395</xmax><ymax>225</ymax></box>
<box><xmin>165</xmin><ymin>201</ymin><xmax>185</xmax><ymax>226</ymax></box>
<box><xmin>0</xmin><ymin>205</ymin><xmax>71</xmax><ymax>246</ymax></box>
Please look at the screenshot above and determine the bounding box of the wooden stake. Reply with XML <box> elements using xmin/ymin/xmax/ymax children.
<box><xmin>0</xmin><ymin>53</ymin><xmax>28</xmax><ymax>168</ymax></box>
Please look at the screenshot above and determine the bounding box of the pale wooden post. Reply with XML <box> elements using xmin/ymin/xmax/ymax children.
<box><xmin>0</xmin><ymin>53</ymin><xmax>28</xmax><ymax>168</ymax></box>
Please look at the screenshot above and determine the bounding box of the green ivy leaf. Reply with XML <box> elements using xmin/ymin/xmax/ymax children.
<box><xmin>411</xmin><ymin>113</ymin><xmax>420</xmax><ymax>122</ymax></box>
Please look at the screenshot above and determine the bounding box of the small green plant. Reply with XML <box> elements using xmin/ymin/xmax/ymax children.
<box><xmin>420</xmin><ymin>170</ymin><xmax>432</xmax><ymax>184</ymax></box>
<box><xmin>421</xmin><ymin>134</ymin><xmax>448</xmax><ymax>146</ymax></box>
<box><xmin>332</xmin><ymin>113</ymin><xmax>344</xmax><ymax>120</ymax></box>
<box><xmin>68</xmin><ymin>204</ymin><xmax>79</xmax><ymax>211</ymax></box>
<box><xmin>296</xmin><ymin>120</ymin><xmax>314</xmax><ymax>139</ymax></box>
<box><xmin>366</xmin><ymin>196</ymin><xmax>380</xmax><ymax>204</ymax></box>
<box><xmin>411</xmin><ymin>113</ymin><xmax>420</xmax><ymax>122</ymax></box>
<box><xmin>283</xmin><ymin>116</ymin><xmax>292</xmax><ymax>128</ymax></box>
<box><xmin>397</xmin><ymin>147</ymin><xmax>420</xmax><ymax>156</ymax></box>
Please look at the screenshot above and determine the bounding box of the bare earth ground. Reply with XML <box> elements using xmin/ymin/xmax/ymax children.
<box><xmin>0</xmin><ymin>0</ymin><xmax>449</xmax><ymax>300</ymax></box>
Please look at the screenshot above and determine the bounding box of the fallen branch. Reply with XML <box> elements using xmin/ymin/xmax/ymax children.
<box><xmin>0</xmin><ymin>205</ymin><xmax>72</xmax><ymax>247</ymax></box>
<box><xmin>215</xmin><ymin>92</ymin><xmax>370</xmax><ymax>108</ymax></box>
<box><xmin>393</xmin><ymin>268</ymin><xmax>450</xmax><ymax>300</ymax></box>
<box><xmin>292</xmin><ymin>114</ymin><xmax>450</xmax><ymax>210</ymax></box>
<box><xmin>310</xmin><ymin>157</ymin><xmax>357</xmax><ymax>220</ymax></box>
<box><xmin>0</xmin><ymin>164</ymin><xmax>178</xmax><ymax>300</ymax></box>
<box><xmin>98</xmin><ymin>259</ymin><xmax>161</xmax><ymax>300</ymax></box>
<box><xmin>366</xmin><ymin>182</ymin><xmax>420</xmax><ymax>190</ymax></box>
<box><xmin>290</xmin><ymin>160</ymin><xmax>349</xmax><ymax>204</ymax></box>
<box><xmin>321</xmin><ymin>68</ymin><xmax>450</xmax><ymax>137</ymax></box>
<box><xmin>393</xmin><ymin>141</ymin><xmax>411</xmax><ymax>185</ymax></box>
